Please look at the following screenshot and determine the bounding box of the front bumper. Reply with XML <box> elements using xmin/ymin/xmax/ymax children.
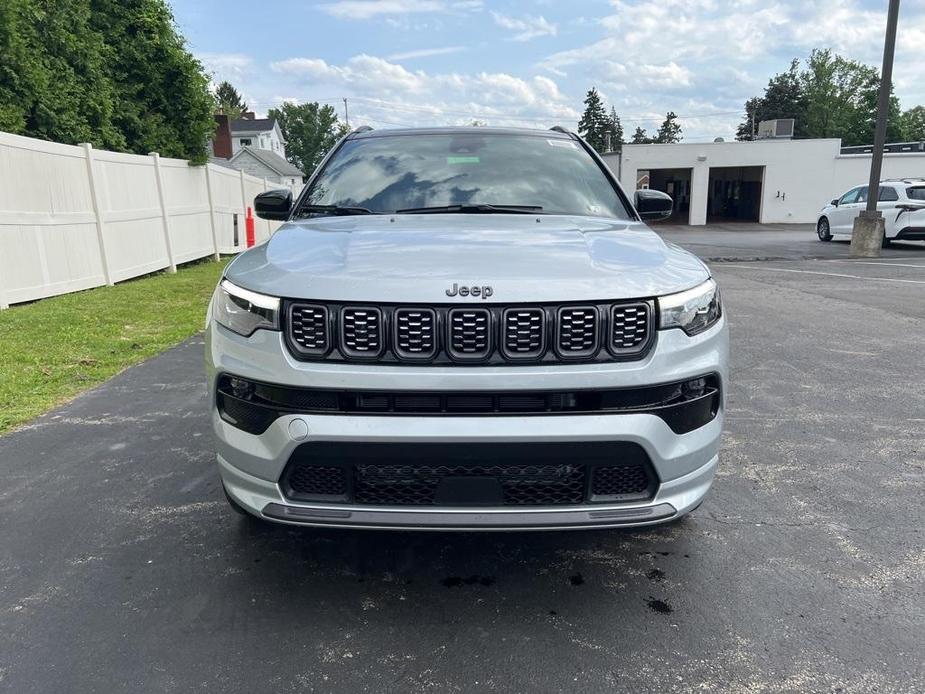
<box><xmin>207</xmin><ymin>317</ymin><xmax>728</xmax><ymax>530</ymax></box>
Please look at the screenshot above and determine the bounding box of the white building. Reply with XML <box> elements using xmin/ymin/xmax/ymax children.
<box><xmin>230</xmin><ymin>113</ymin><xmax>286</xmax><ymax>157</ymax></box>
<box><xmin>603</xmin><ymin>139</ymin><xmax>925</xmax><ymax>225</ymax></box>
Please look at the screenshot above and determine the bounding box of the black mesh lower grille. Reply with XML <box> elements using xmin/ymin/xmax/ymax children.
<box><xmin>591</xmin><ymin>464</ymin><xmax>654</xmax><ymax>499</ymax></box>
<box><xmin>278</xmin><ymin>442</ymin><xmax>659</xmax><ymax>507</ymax></box>
<box><xmin>286</xmin><ymin>466</ymin><xmax>347</xmax><ymax>497</ymax></box>
<box><xmin>354</xmin><ymin>464</ymin><xmax>585</xmax><ymax>506</ymax></box>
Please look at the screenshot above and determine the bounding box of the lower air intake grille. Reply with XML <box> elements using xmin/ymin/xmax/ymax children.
<box><xmin>448</xmin><ymin>308</ymin><xmax>491</xmax><ymax>360</ymax></box>
<box><xmin>502</xmin><ymin>308</ymin><xmax>545</xmax><ymax>359</ymax></box>
<box><xmin>279</xmin><ymin>442</ymin><xmax>660</xmax><ymax>506</ymax></box>
<box><xmin>354</xmin><ymin>464</ymin><xmax>585</xmax><ymax>506</ymax></box>
<box><xmin>341</xmin><ymin>307</ymin><xmax>383</xmax><ymax>357</ymax></box>
<box><xmin>289</xmin><ymin>304</ymin><xmax>329</xmax><ymax>355</ymax></box>
<box><xmin>557</xmin><ymin>307</ymin><xmax>599</xmax><ymax>358</ymax></box>
<box><xmin>611</xmin><ymin>304</ymin><xmax>651</xmax><ymax>353</ymax></box>
<box><xmin>591</xmin><ymin>464</ymin><xmax>654</xmax><ymax>500</ymax></box>
<box><xmin>394</xmin><ymin>308</ymin><xmax>437</xmax><ymax>359</ymax></box>
<box><xmin>286</xmin><ymin>466</ymin><xmax>347</xmax><ymax>498</ymax></box>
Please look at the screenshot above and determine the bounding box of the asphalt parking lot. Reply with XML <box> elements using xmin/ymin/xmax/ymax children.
<box><xmin>2</xmin><ymin>226</ymin><xmax>924</xmax><ymax>693</ymax></box>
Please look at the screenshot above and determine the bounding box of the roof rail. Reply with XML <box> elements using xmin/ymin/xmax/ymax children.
<box><xmin>352</xmin><ymin>125</ymin><xmax>374</xmax><ymax>134</ymax></box>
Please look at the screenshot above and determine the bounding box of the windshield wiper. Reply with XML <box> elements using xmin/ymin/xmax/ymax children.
<box><xmin>297</xmin><ymin>204</ymin><xmax>379</xmax><ymax>217</ymax></box>
<box><xmin>395</xmin><ymin>204</ymin><xmax>544</xmax><ymax>214</ymax></box>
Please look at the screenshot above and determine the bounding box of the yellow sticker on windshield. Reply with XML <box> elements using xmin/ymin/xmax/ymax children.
<box><xmin>447</xmin><ymin>156</ymin><xmax>480</xmax><ymax>164</ymax></box>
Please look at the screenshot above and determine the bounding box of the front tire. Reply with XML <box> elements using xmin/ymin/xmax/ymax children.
<box><xmin>817</xmin><ymin>217</ymin><xmax>832</xmax><ymax>241</ymax></box>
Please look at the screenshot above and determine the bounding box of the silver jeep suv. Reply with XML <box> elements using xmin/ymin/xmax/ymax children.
<box><xmin>206</xmin><ymin>126</ymin><xmax>728</xmax><ymax>530</ymax></box>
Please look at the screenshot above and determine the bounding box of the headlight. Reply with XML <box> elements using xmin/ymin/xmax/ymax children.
<box><xmin>212</xmin><ymin>280</ymin><xmax>280</xmax><ymax>337</ymax></box>
<box><xmin>659</xmin><ymin>279</ymin><xmax>722</xmax><ymax>336</ymax></box>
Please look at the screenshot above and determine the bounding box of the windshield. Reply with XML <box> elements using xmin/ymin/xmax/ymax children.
<box><xmin>299</xmin><ymin>132</ymin><xmax>632</xmax><ymax>219</ymax></box>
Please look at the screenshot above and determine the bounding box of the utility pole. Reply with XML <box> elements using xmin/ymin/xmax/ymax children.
<box><xmin>343</xmin><ymin>98</ymin><xmax>349</xmax><ymax>129</ymax></box>
<box><xmin>851</xmin><ymin>0</ymin><xmax>901</xmax><ymax>257</ymax></box>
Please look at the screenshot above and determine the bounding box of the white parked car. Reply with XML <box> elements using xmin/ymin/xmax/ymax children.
<box><xmin>817</xmin><ymin>179</ymin><xmax>925</xmax><ymax>244</ymax></box>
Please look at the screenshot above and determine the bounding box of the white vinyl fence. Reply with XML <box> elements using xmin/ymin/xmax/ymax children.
<box><xmin>0</xmin><ymin>131</ymin><xmax>301</xmax><ymax>309</ymax></box>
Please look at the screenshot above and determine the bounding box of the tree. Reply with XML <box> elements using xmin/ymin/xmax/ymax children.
<box><xmin>268</xmin><ymin>102</ymin><xmax>349</xmax><ymax>174</ymax></box>
<box><xmin>214</xmin><ymin>81</ymin><xmax>248</xmax><ymax>120</ymax></box>
<box><xmin>735</xmin><ymin>50</ymin><xmax>903</xmax><ymax>146</ymax></box>
<box><xmin>608</xmin><ymin>106</ymin><xmax>624</xmax><ymax>147</ymax></box>
<box><xmin>89</xmin><ymin>0</ymin><xmax>216</xmax><ymax>164</ymax></box>
<box><xmin>0</xmin><ymin>0</ymin><xmax>215</xmax><ymax>163</ymax></box>
<box><xmin>800</xmin><ymin>49</ymin><xmax>902</xmax><ymax>146</ymax></box>
<box><xmin>901</xmin><ymin>106</ymin><xmax>925</xmax><ymax>141</ymax></box>
<box><xmin>578</xmin><ymin>87</ymin><xmax>610</xmax><ymax>153</ymax></box>
<box><xmin>631</xmin><ymin>126</ymin><xmax>651</xmax><ymax>144</ymax></box>
<box><xmin>736</xmin><ymin>60</ymin><xmax>804</xmax><ymax>140</ymax></box>
<box><xmin>655</xmin><ymin>111</ymin><xmax>682</xmax><ymax>143</ymax></box>
<box><xmin>0</xmin><ymin>0</ymin><xmax>124</xmax><ymax>149</ymax></box>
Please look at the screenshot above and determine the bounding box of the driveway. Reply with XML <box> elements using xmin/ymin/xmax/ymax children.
<box><xmin>1</xmin><ymin>229</ymin><xmax>924</xmax><ymax>693</ymax></box>
<box><xmin>656</xmin><ymin>221</ymin><xmax>925</xmax><ymax>261</ymax></box>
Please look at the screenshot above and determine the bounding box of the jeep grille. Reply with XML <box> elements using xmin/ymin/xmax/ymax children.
<box><xmin>284</xmin><ymin>300</ymin><xmax>654</xmax><ymax>365</ymax></box>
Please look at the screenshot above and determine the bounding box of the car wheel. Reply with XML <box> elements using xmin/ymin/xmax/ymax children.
<box><xmin>817</xmin><ymin>217</ymin><xmax>832</xmax><ymax>241</ymax></box>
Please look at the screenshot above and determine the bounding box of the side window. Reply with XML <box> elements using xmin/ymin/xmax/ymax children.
<box><xmin>856</xmin><ymin>187</ymin><xmax>869</xmax><ymax>203</ymax></box>
<box><xmin>839</xmin><ymin>187</ymin><xmax>862</xmax><ymax>205</ymax></box>
<box><xmin>879</xmin><ymin>186</ymin><xmax>899</xmax><ymax>202</ymax></box>
<box><xmin>907</xmin><ymin>187</ymin><xmax>925</xmax><ymax>201</ymax></box>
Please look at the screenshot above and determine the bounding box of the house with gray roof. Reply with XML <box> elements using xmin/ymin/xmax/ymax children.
<box><xmin>230</xmin><ymin>112</ymin><xmax>286</xmax><ymax>157</ymax></box>
<box><xmin>225</xmin><ymin>146</ymin><xmax>304</xmax><ymax>188</ymax></box>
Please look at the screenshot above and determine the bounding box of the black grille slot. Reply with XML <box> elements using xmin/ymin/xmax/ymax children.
<box><xmin>611</xmin><ymin>303</ymin><xmax>651</xmax><ymax>354</ymax></box>
<box><xmin>448</xmin><ymin>308</ymin><xmax>491</xmax><ymax>360</ymax></box>
<box><xmin>557</xmin><ymin>307</ymin><xmax>599</xmax><ymax>358</ymax></box>
<box><xmin>591</xmin><ymin>464</ymin><xmax>654</xmax><ymax>500</ymax></box>
<box><xmin>341</xmin><ymin>307</ymin><xmax>383</xmax><ymax>357</ymax></box>
<box><xmin>354</xmin><ymin>464</ymin><xmax>585</xmax><ymax>506</ymax></box>
<box><xmin>502</xmin><ymin>308</ymin><xmax>545</xmax><ymax>359</ymax></box>
<box><xmin>394</xmin><ymin>308</ymin><xmax>437</xmax><ymax>360</ymax></box>
<box><xmin>286</xmin><ymin>466</ymin><xmax>347</xmax><ymax>498</ymax></box>
<box><xmin>289</xmin><ymin>304</ymin><xmax>329</xmax><ymax>355</ymax></box>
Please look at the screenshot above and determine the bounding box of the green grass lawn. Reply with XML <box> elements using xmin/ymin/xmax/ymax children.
<box><xmin>0</xmin><ymin>257</ymin><xmax>228</xmax><ymax>434</ymax></box>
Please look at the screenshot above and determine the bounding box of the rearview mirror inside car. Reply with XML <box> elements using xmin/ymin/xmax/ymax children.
<box><xmin>255</xmin><ymin>189</ymin><xmax>293</xmax><ymax>221</ymax></box>
<box><xmin>635</xmin><ymin>189</ymin><xmax>674</xmax><ymax>221</ymax></box>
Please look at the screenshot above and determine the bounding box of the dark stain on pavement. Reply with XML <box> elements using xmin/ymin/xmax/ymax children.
<box><xmin>646</xmin><ymin>597</ymin><xmax>673</xmax><ymax>615</ymax></box>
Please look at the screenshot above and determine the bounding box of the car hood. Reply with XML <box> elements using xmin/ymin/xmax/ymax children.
<box><xmin>225</xmin><ymin>215</ymin><xmax>710</xmax><ymax>302</ymax></box>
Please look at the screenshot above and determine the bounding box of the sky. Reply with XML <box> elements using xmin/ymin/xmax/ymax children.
<box><xmin>171</xmin><ymin>0</ymin><xmax>925</xmax><ymax>142</ymax></box>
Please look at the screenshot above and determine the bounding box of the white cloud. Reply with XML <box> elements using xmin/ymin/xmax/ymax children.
<box><xmin>270</xmin><ymin>54</ymin><xmax>579</xmax><ymax>127</ymax></box>
<box><xmin>197</xmin><ymin>52</ymin><xmax>255</xmax><ymax>80</ymax></box>
<box><xmin>531</xmin><ymin>0</ymin><xmax>925</xmax><ymax>139</ymax></box>
<box><xmin>386</xmin><ymin>46</ymin><xmax>466</xmax><ymax>61</ymax></box>
<box><xmin>317</xmin><ymin>0</ymin><xmax>481</xmax><ymax>20</ymax></box>
<box><xmin>491</xmin><ymin>12</ymin><xmax>557</xmax><ymax>41</ymax></box>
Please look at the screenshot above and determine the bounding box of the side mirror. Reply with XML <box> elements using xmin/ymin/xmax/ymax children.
<box><xmin>830</xmin><ymin>199</ymin><xmax>839</xmax><ymax>207</ymax></box>
<box><xmin>255</xmin><ymin>189</ymin><xmax>292</xmax><ymax>220</ymax></box>
<box><xmin>635</xmin><ymin>189</ymin><xmax>673</xmax><ymax>221</ymax></box>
